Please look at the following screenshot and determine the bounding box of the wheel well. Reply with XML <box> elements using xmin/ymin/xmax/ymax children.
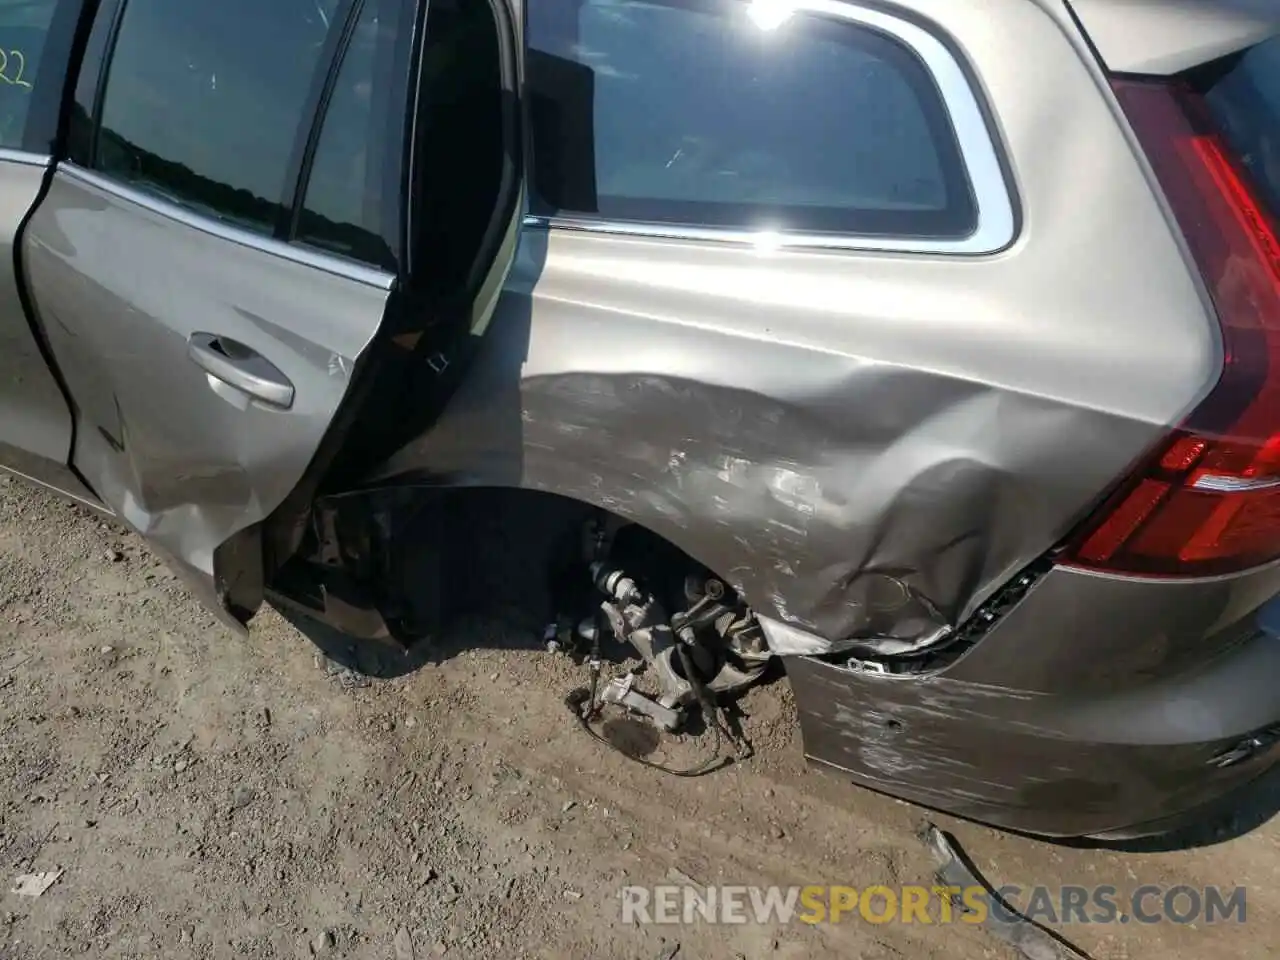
<box><xmin>271</xmin><ymin>484</ymin><xmax>733</xmax><ymax>645</ymax></box>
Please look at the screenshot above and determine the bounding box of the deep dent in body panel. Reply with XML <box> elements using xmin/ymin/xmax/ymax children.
<box><xmin>369</xmin><ymin>317</ymin><xmax>1137</xmax><ymax>656</ymax></box>
<box><xmin>348</xmin><ymin>0</ymin><xmax>1206</xmax><ymax>662</ymax></box>
<box><xmin>545</xmin><ymin>376</ymin><xmax>1074</xmax><ymax>656</ymax></box>
<box><xmin>315</xmin><ymin>0</ymin><xmax>1242</xmax><ymax>837</ymax></box>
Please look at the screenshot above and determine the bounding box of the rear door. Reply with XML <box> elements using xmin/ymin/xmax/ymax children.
<box><xmin>20</xmin><ymin>0</ymin><xmax>419</xmax><ymax>629</ymax></box>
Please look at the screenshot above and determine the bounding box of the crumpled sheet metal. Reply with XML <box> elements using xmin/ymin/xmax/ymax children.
<box><xmin>370</xmin><ymin>293</ymin><xmax>1159</xmax><ymax>657</ymax></box>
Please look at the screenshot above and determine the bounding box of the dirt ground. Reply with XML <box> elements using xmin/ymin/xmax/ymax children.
<box><xmin>2</xmin><ymin>474</ymin><xmax>1280</xmax><ymax>960</ymax></box>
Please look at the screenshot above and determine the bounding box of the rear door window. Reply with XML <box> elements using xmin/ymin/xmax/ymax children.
<box><xmin>1201</xmin><ymin>37</ymin><xmax>1280</xmax><ymax>223</ymax></box>
<box><xmin>91</xmin><ymin>0</ymin><xmax>341</xmax><ymax>235</ymax></box>
<box><xmin>525</xmin><ymin>0</ymin><xmax>976</xmax><ymax>238</ymax></box>
<box><xmin>296</xmin><ymin>0</ymin><xmax>415</xmax><ymax>269</ymax></box>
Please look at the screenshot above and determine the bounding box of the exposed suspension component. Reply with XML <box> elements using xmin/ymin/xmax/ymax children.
<box><xmin>562</xmin><ymin>515</ymin><xmax>765</xmax><ymax>772</ymax></box>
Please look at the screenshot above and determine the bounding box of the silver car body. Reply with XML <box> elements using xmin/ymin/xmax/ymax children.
<box><xmin>3</xmin><ymin>0</ymin><xmax>1280</xmax><ymax>837</ymax></box>
<box><xmin>0</xmin><ymin>153</ymin><xmax>86</xmax><ymax>496</ymax></box>
<box><xmin>0</xmin><ymin>0</ymin><xmax>1256</xmax><ymax>652</ymax></box>
<box><xmin>20</xmin><ymin>167</ymin><xmax>395</xmax><ymax>625</ymax></box>
<box><xmin>370</xmin><ymin>0</ymin><xmax>1227</xmax><ymax>658</ymax></box>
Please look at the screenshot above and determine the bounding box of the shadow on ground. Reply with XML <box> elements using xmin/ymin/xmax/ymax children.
<box><xmin>275</xmin><ymin>602</ymin><xmax>634</xmax><ymax>679</ymax></box>
<box><xmin>286</xmin><ymin>595</ymin><xmax>1280</xmax><ymax>851</ymax></box>
<box><xmin>1061</xmin><ymin>763</ymin><xmax>1280</xmax><ymax>853</ymax></box>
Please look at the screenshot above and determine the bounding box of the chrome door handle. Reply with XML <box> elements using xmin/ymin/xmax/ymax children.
<box><xmin>187</xmin><ymin>333</ymin><xmax>295</xmax><ymax>410</ymax></box>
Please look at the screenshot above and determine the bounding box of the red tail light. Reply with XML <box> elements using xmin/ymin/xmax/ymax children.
<box><xmin>1063</xmin><ymin>79</ymin><xmax>1280</xmax><ymax>577</ymax></box>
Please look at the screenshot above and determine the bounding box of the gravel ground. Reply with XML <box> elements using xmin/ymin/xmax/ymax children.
<box><xmin>2</xmin><ymin>473</ymin><xmax>1280</xmax><ymax>959</ymax></box>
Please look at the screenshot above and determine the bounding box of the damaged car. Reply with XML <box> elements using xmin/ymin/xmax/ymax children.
<box><xmin>3</xmin><ymin>0</ymin><xmax>1280</xmax><ymax>838</ymax></box>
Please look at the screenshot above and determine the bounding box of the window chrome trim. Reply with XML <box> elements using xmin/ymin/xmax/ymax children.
<box><xmin>59</xmin><ymin>163</ymin><xmax>396</xmax><ymax>290</ymax></box>
<box><xmin>0</xmin><ymin>149</ymin><xmax>51</xmax><ymax>169</ymax></box>
<box><xmin>529</xmin><ymin>0</ymin><xmax>1016</xmax><ymax>255</ymax></box>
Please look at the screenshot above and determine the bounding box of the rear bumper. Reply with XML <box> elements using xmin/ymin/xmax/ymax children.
<box><xmin>788</xmin><ymin>562</ymin><xmax>1280</xmax><ymax>837</ymax></box>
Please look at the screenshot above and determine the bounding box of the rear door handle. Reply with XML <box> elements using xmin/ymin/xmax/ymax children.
<box><xmin>187</xmin><ymin>333</ymin><xmax>295</xmax><ymax>410</ymax></box>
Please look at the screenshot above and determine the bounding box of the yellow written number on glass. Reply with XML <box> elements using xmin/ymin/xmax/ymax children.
<box><xmin>0</xmin><ymin>49</ymin><xmax>31</xmax><ymax>89</ymax></box>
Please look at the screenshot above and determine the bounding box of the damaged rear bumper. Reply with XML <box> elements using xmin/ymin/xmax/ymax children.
<box><xmin>787</xmin><ymin>562</ymin><xmax>1280</xmax><ymax>838</ymax></box>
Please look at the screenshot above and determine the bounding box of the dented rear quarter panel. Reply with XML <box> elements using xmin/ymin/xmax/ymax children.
<box><xmin>370</xmin><ymin>0</ymin><xmax>1220</xmax><ymax>654</ymax></box>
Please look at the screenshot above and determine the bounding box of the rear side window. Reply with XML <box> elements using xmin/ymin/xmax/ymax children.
<box><xmin>525</xmin><ymin>0</ymin><xmax>976</xmax><ymax>238</ymax></box>
<box><xmin>92</xmin><ymin>0</ymin><xmax>341</xmax><ymax>235</ymax></box>
<box><xmin>1200</xmin><ymin>37</ymin><xmax>1280</xmax><ymax>223</ymax></box>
